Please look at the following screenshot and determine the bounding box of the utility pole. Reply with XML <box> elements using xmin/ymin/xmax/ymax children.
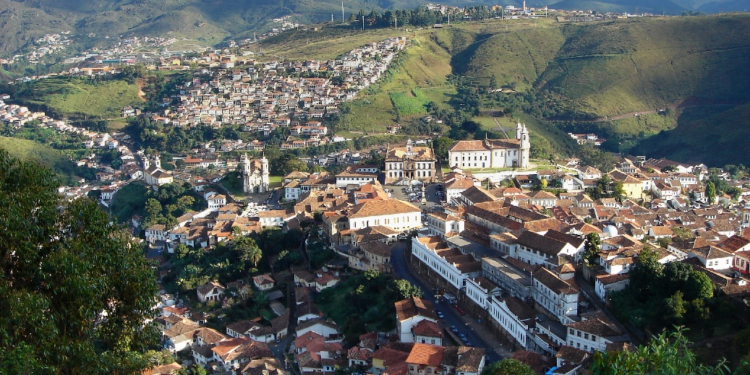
<box><xmin>395</xmin><ymin>15</ymin><xmax>397</xmax><ymax>29</ymax></box>
<box><xmin>362</xmin><ymin>15</ymin><xmax>365</xmax><ymax>31</ymax></box>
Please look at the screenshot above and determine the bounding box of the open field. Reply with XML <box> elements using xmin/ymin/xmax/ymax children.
<box><xmin>14</xmin><ymin>77</ymin><xmax>143</xmax><ymax>119</ymax></box>
<box><xmin>390</xmin><ymin>88</ymin><xmax>431</xmax><ymax>117</ymax></box>
<box><xmin>0</xmin><ymin>136</ymin><xmax>70</xmax><ymax>168</ymax></box>
<box><xmin>269</xmin><ymin>175</ymin><xmax>283</xmax><ymax>189</ymax></box>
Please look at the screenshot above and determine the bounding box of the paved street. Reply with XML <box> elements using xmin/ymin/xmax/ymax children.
<box><xmin>268</xmin><ymin>334</ymin><xmax>293</xmax><ymax>362</ymax></box>
<box><xmin>390</xmin><ymin>242</ymin><xmax>506</xmax><ymax>363</ymax></box>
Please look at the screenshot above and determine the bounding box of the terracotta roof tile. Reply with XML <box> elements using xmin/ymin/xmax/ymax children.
<box><xmin>395</xmin><ymin>297</ymin><xmax>437</xmax><ymax>321</ymax></box>
<box><xmin>405</xmin><ymin>343</ymin><xmax>445</xmax><ymax>367</ymax></box>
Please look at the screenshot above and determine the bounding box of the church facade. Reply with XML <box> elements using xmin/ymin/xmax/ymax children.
<box><xmin>384</xmin><ymin>139</ymin><xmax>437</xmax><ymax>184</ymax></box>
<box><xmin>241</xmin><ymin>153</ymin><xmax>270</xmax><ymax>193</ymax></box>
<box><xmin>448</xmin><ymin>122</ymin><xmax>531</xmax><ymax>169</ymax></box>
<box><xmin>143</xmin><ymin>154</ymin><xmax>173</xmax><ymax>186</ymax></box>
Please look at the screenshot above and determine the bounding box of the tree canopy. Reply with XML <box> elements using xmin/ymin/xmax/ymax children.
<box><xmin>0</xmin><ymin>149</ymin><xmax>159</xmax><ymax>374</ymax></box>
<box><xmin>610</xmin><ymin>247</ymin><xmax>726</xmax><ymax>331</ymax></box>
<box><xmin>480</xmin><ymin>359</ymin><xmax>535</xmax><ymax>375</ymax></box>
<box><xmin>590</xmin><ymin>328</ymin><xmax>727</xmax><ymax>375</ymax></box>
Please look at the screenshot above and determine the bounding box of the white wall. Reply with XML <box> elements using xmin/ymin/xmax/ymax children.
<box><xmin>349</xmin><ymin>212</ymin><xmax>422</xmax><ymax>232</ymax></box>
<box><xmin>488</xmin><ymin>298</ymin><xmax>530</xmax><ymax>349</ymax></box>
<box><xmin>567</xmin><ymin>327</ymin><xmax>611</xmax><ymax>353</ymax></box>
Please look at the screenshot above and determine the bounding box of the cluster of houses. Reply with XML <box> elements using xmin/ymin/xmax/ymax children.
<box><xmin>567</xmin><ymin>133</ymin><xmax>605</xmax><ymax>147</ymax></box>
<box><xmin>343</xmin><ymin>297</ymin><xmax>486</xmax><ymax>375</ymax></box>
<box><xmin>229</xmin><ymin>138</ymin><xmax>750</xmax><ymax>374</ymax></box>
<box><xmin>152</xmin><ymin>275</ymin><xmax>291</xmax><ymax>374</ymax></box>
<box><xmin>444</xmin><ymin>154</ymin><xmax>731</xmax><ymax>207</ymax></box>
<box><xmin>0</xmin><ymin>98</ymin><xmax>162</xmax><ymax>200</ymax></box>
<box><xmin>390</xmin><ymin>157</ymin><xmax>750</xmax><ymax>373</ymax></box>
<box><xmin>25</xmin><ymin>32</ymin><xmax>73</xmax><ymax>64</ymax></box>
<box><xmin>289</xmin><ymin>291</ymin><xmax>486</xmax><ymax>375</ymax></box>
<box><xmin>145</xmin><ymin>37</ymin><xmax>407</xmax><ymax>150</ymax></box>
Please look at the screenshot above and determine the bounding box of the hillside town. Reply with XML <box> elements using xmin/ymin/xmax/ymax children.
<box><xmin>3</xmin><ymin>4</ymin><xmax>750</xmax><ymax>375</ymax></box>
<box><xmin>117</xmin><ymin>125</ymin><xmax>750</xmax><ymax>374</ymax></box>
<box><xmin>147</xmin><ymin>36</ymin><xmax>406</xmax><ymax>150</ymax></box>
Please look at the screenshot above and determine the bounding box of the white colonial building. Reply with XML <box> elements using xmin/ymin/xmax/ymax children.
<box><xmin>143</xmin><ymin>154</ymin><xmax>174</xmax><ymax>186</ymax></box>
<box><xmin>465</xmin><ymin>277</ymin><xmax>502</xmax><ymax>310</ymax></box>
<box><xmin>335</xmin><ymin>165</ymin><xmax>380</xmax><ymax>188</ymax></box>
<box><xmin>426</xmin><ymin>211</ymin><xmax>465</xmax><ymax>238</ymax></box>
<box><xmin>384</xmin><ymin>139</ymin><xmax>436</xmax><ymax>184</ymax></box>
<box><xmin>241</xmin><ymin>153</ymin><xmax>270</xmax><ymax>193</ymax></box>
<box><xmin>488</xmin><ymin>296</ymin><xmax>536</xmax><ymax>350</ymax></box>
<box><xmin>566</xmin><ymin>315</ymin><xmax>624</xmax><ymax>353</ymax></box>
<box><xmin>532</xmin><ymin>268</ymin><xmax>579</xmax><ymax>324</ymax></box>
<box><xmin>347</xmin><ymin>199</ymin><xmax>422</xmax><ymax>232</ymax></box>
<box><xmin>411</xmin><ymin>236</ymin><xmax>482</xmax><ymax>291</ymax></box>
<box><xmin>448</xmin><ymin>123</ymin><xmax>530</xmax><ymax>170</ymax></box>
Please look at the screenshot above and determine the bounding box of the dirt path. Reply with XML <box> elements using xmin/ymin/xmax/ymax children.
<box><xmin>135</xmin><ymin>78</ymin><xmax>147</xmax><ymax>102</ymax></box>
<box><xmin>492</xmin><ymin>117</ymin><xmax>511</xmax><ymax>139</ymax></box>
<box><xmin>547</xmin><ymin>97</ymin><xmax>738</xmax><ymax>123</ymax></box>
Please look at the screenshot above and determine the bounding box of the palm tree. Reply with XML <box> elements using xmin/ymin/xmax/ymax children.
<box><xmin>243</xmin><ymin>245</ymin><xmax>263</xmax><ymax>267</ymax></box>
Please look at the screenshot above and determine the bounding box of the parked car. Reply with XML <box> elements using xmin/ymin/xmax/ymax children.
<box><xmin>451</xmin><ymin>326</ymin><xmax>459</xmax><ymax>333</ymax></box>
<box><xmin>437</xmin><ymin>311</ymin><xmax>444</xmax><ymax>319</ymax></box>
<box><xmin>455</xmin><ymin>306</ymin><xmax>466</xmax><ymax>315</ymax></box>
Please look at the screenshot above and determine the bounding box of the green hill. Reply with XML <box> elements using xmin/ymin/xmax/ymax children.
<box><xmin>0</xmin><ymin>136</ymin><xmax>87</xmax><ymax>184</ymax></box>
<box><xmin>631</xmin><ymin>103</ymin><xmax>750</xmax><ymax>166</ymax></box>
<box><xmin>458</xmin><ymin>15</ymin><xmax>750</xmax><ymax>119</ymax></box>
<box><xmin>550</xmin><ymin>0</ymin><xmax>687</xmax><ymax>14</ymax></box>
<box><xmin>259</xmin><ymin>15</ymin><xmax>750</xmax><ymax>166</ymax></box>
<box><xmin>9</xmin><ymin>77</ymin><xmax>144</xmax><ymax>120</ymax></box>
<box><xmin>0</xmin><ymin>136</ymin><xmax>68</xmax><ymax>168</ymax></box>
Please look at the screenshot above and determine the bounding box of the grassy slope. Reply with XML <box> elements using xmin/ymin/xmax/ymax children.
<box><xmin>631</xmin><ymin>102</ymin><xmax>750</xmax><ymax>166</ymax></box>
<box><xmin>0</xmin><ymin>136</ymin><xmax>70</xmax><ymax>168</ymax></box>
<box><xmin>459</xmin><ymin>21</ymin><xmax>566</xmax><ymax>92</ymax></box>
<box><xmin>0</xmin><ymin>136</ymin><xmax>81</xmax><ymax>184</ymax></box>
<box><xmin>538</xmin><ymin>15</ymin><xmax>750</xmax><ymax>117</ymax></box>
<box><xmin>455</xmin><ymin>15</ymin><xmax>750</xmax><ymax>119</ymax></box>
<box><xmin>19</xmin><ymin>77</ymin><xmax>143</xmax><ymax>119</ymax></box>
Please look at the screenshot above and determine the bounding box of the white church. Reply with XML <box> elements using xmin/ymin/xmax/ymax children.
<box><xmin>143</xmin><ymin>154</ymin><xmax>173</xmax><ymax>186</ymax></box>
<box><xmin>448</xmin><ymin>122</ymin><xmax>531</xmax><ymax>169</ymax></box>
<box><xmin>240</xmin><ymin>153</ymin><xmax>270</xmax><ymax>193</ymax></box>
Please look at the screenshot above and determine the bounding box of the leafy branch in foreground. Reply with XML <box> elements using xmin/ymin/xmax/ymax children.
<box><xmin>0</xmin><ymin>148</ymin><xmax>159</xmax><ymax>374</ymax></box>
